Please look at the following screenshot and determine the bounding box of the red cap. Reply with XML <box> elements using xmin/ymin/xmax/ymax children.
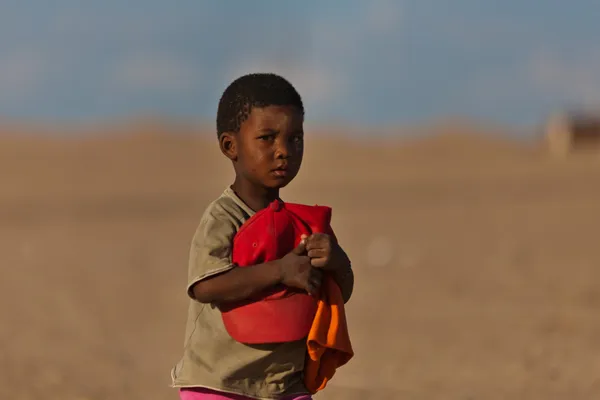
<box><xmin>220</xmin><ymin>199</ymin><xmax>334</xmax><ymax>344</ymax></box>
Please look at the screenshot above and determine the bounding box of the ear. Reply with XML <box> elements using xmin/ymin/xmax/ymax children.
<box><xmin>219</xmin><ymin>132</ymin><xmax>237</xmax><ymax>161</ymax></box>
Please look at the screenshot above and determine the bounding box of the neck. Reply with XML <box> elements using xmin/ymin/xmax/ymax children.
<box><xmin>231</xmin><ymin>177</ymin><xmax>280</xmax><ymax>212</ymax></box>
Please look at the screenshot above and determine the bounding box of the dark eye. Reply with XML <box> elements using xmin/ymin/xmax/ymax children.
<box><xmin>292</xmin><ymin>135</ymin><xmax>303</xmax><ymax>144</ymax></box>
<box><xmin>258</xmin><ymin>134</ymin><xmax>275</xmax><ymax>142</ymax></box>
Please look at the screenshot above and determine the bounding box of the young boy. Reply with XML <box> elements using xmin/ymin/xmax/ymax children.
<box><xmin>171</xmin><ymin>73</ymin><xmax>354</xmax><ymax>400</ymax></box>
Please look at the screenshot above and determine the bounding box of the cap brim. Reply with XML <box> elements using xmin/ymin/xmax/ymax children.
<box><xmin>221</xmin><ymin>293</ymin><xmax>317</xmax><ymax>344</ymax></box>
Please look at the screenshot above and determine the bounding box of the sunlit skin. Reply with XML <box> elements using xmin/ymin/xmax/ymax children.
<box><xmin>219</xmin><ymin>105</ymin><xmax>304</xmax><ymax>212</ymax></box>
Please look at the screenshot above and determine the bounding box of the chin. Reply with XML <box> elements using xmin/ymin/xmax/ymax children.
<box><xmin>269</xmin><ymin>180</ymin><xmax>291</xmax><ymax>190</ymax></box>
<box><xmin>265</xmin><ymin>177</ymin><xmax>294</xmax><ymax>190</ymax></box>
<box><xmin>259</xmin><ymin>170</ymin><xmax>298</xmax><ymax>190</ymax></box>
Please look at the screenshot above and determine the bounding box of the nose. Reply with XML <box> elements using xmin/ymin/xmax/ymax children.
<box><xmin>274</xmin><ymin>138</ymin><xmax>291</xmax><ymax>159</ymax></box>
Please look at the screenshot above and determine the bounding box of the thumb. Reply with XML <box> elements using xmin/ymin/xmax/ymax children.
<box><xmin>292</xmin><ymin>235</ymin><xmax>308</xmax><ymax>255</ymax></box>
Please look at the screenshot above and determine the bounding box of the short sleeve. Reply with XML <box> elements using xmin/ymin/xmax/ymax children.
<box><xmin>186</xmin><ymin>210</ymin><xmax>238</xmax><ymax>299</ymax></box>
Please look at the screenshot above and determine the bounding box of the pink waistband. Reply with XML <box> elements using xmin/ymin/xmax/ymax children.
<box><xmin>179</xmin><ymin>387</ymin><xmax>312</xmax><ymax>400</ymax></box>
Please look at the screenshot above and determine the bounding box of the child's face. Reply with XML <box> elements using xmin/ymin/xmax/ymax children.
<box><xmin>227</xmin><ymin>105</ymin><xmax>304</xmax><ymax>190</ymax></box>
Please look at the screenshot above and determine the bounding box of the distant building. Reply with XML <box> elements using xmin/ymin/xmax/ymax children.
<box><xmin>544</xmin><ymin>111</ymin><xmax>600</xmax><ymax>157</ymax></box>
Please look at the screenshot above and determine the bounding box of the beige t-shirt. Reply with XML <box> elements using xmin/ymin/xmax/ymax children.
<box><xmin>171</xmin><ymin>188</ymin><xmax>309</xmax><ymax>399</ymax></box>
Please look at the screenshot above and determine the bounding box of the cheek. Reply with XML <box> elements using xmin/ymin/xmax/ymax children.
<box><xmin>293</xmin><ymin>142</ymin><xmax>304</xmax><ymax>158</ymax></box>
<box><xmin>253</xmin><ymin>149</ymin><xmax>270</xmax><ymax>165</ymax></box>
<box><xmin>242</xmin><ymin>146</ymin><xmax>271</xmax><ymax>172</ymax></box>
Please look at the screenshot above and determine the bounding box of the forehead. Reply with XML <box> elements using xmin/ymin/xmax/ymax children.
<box><xmin>241</xmin><ymin>105</ymin><xmax>303</xmax><ymax>132</ymax></box>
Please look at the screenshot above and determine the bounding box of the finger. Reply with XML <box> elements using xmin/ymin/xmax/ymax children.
<box><xmin>310</xmin><ymin>257</ymin><xmax>328</xmax><ymax>268</ymax></box>
<box><xmin>292</xmin><ymin>236</ymin><xmax>307</xmax><ymax>255</ymax></box>
<box><xmin>307</xmin><ymin>249</ymin><xmax>326</xmax><ymax>259</ymax></box>
<box><xmin>305</xmin><ymin>234</ymin><xmax>328</xmax><ymax>251</ymax></box>
<box><xmin>299</xmin><ymin>255</ymin><xmax>311</xmax><ymax>263</ymax></box>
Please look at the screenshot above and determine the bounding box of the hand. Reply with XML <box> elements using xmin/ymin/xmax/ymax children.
<box><xmin>305</xmin><ymin>233</ymin><xmax>348</xmax><ymax>271</ymax></box>
<box><xmin>279</xmin><ymin>236</ymin><xmax>323</xmax><ymax>295</ymax></box>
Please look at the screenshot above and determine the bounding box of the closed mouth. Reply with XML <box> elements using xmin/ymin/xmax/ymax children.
<box><xmin>272</xmin><ymin>165</ymin><xmax>289</xmax><ymax>172</ymax></box>
<box><xmin>271</xmin><ymin>165</ymin><xmax>290</xmax><ymax>177</ymax></box>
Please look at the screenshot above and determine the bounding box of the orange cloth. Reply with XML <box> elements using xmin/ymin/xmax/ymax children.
<box><xmin>303</xmin><ymin>275</ymin><xmax>354</xmax><ymax>394</ymax></box>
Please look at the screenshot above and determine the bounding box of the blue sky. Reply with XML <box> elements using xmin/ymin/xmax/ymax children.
<box><xmin>1</xmin><ymin>1</ymin><xmax>600</xmax><ymax>128</ymax></box>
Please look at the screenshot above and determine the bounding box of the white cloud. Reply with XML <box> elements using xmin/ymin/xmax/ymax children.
<box><xmin>112</xmin><ymin>53</ymin><xmax>200</xmax><ymax>93</ymax></box>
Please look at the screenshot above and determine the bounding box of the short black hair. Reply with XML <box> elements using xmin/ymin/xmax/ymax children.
<box><xmin>216</xmin><ymin>73</ymin><xmax>304</xmax><ymax>138</ymax></box>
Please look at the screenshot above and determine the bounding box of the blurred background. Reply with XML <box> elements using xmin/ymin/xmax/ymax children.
<box><xmin>2</xmin><ymin>1</ymin><xmax>600</xmax><ymax>399</ymax></box>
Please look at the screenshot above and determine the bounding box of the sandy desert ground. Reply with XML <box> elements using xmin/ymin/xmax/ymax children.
<box><xmin>1</xmin><ymin>121</ymin><xmax>600</xmax><ymax>400</ymax></box>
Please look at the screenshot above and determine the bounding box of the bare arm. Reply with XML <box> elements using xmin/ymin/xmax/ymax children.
<box><xmin>333</xmin><ymin>265</ymin><xmax>354</xmax><ymax>304</ymax></box>
<box><xmin>331</xmin><ymin>248</ymin><xmax>354</xmax><ymax>303</ymax></box>
<box><xmin>192</xmin><ymin>239</ymin><xmax>319</xmax><ymax>306</ymax></box>
<box><xmin>191</xmin><ymin>260</ymin><xmax>282</xmax><ymax>305</ymax></box>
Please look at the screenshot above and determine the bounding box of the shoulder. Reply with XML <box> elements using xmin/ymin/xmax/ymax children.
<box><xmin>204</xmin><ymin>194</ymin><xmax>247</xmax><ymax>223</ymax></box>
<box><xmin>201</xmin><ymin>191</ymin><xmax>250</xmax><ymax>228</ymax></box>
<box><xmin>193</xmin><ymin>191</ymin><xmax>252</xmax><ymax>244</ymax></box>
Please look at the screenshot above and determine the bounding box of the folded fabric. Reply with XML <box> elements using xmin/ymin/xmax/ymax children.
<box><xmin>304</xmin><ymin>275</ymin><xmax>354</xmax><ymax>394</ymax></box>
